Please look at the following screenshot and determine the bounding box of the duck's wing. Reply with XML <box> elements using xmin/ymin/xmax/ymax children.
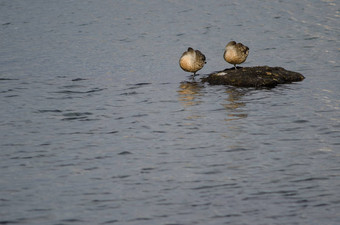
<box><xmin>236</xmin><ymin>43</ymin><xmax>249</xmax><ymax>54</ymax></box>
<box><xmin>195</xmin><ymin>50</ymin><xmax>206</xmax><ymax>62</ymax></box>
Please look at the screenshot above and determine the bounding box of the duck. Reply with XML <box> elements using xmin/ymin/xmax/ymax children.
<box><xmin>223</xmin><ymin>41</ymin><xmax>249</xmax><ymax>69</ymax></box>
<box><xmin>179</xmin><ymin>47</ymin><xmax>206</xmax><ymax>76</ymax></box>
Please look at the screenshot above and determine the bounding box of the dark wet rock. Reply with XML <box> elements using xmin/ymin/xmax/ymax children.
<box><xmin>202</xmin><ymin>66</ymin><xmax>305</xmax><ymax>88</ymax></box>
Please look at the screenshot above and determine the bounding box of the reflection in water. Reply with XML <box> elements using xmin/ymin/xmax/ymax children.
<box><xmin>222</xmin><ymin>88</ymin><xmax>248</xmax><ymax>121</ymax></box>
<box><xmin>177</xmin><ymin>83</ymin><xmax>249</xmax><ymax>122</ymax></box>
<box><xmin>220</xmin><ymin>88</ymin><xmax>249</xmax><ymax>151</ymax></box>
<box><xmin>177</xmin><ymin>81</ymin><xmax>204</xmax><ymax>120</ymax></box>
<box><xmin>177</xmin><ymin>81</ymin><xmax>203</xmax><ymax>107</ymax></box>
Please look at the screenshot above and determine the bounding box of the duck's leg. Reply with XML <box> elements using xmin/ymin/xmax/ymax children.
<box><xmin>190</xmin><ymin>73</ymin><xmax>196</xmax><ymax>80</ymax></box>
<box><xmin>234</xmin><ymin>64</ymin><xmax>237</xmax><ymax>70</ymax></box>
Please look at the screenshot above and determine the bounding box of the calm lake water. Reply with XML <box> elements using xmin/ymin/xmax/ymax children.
<box><xmin>1</xmin><ymin>0</ymin><xmax>339</xmax><ymax>224</ymax></box>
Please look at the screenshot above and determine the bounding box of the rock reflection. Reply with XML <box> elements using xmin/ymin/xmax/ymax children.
<box><xmin>222</xmin><ymin>88</ymin><xmax>248</xmax><ymax>121</ymax></box>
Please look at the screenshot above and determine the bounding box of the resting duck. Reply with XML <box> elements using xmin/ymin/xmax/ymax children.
<box><xmin>224</xmin><ymin>41</ymin><xmax>249</xmax><ymax>69</ymax></box>
<box><xmin>179</xmin><ymin>47</ymin><xmax>206</xmax><ymax>76</ymax></box>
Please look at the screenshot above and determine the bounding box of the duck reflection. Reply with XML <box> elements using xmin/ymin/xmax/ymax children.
<box><xmin>177</xmin><ymin>81</ymin><xmax>203</xmax><ymax>107</ymax></box>
<box><xmin>177</xmin><ymin>82</ymin><xmax>248</xmax><ymax>121</ymax></box>
<box><xmin>222</xmin><ymin>88</ymin><xmax>248</xmax><ymax>121</ymax></box>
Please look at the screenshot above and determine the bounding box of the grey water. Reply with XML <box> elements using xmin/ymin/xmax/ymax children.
<box><xmin>0</xmin><ymin>0</ymin><xmax>339</xmax><ymax>224</ymax></box>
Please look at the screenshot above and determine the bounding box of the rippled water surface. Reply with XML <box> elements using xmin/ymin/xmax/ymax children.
<box><xmin>1</xmin><ymin>0</ymin><xmax>339</xmax><ymax>224</ymax></box>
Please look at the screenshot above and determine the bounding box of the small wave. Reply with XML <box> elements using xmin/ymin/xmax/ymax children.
<box><xmin>0</xmin><ymin>78</ymin><xmax>19</xmax><ymax>80</ymax></box>
<box><xmin>55</xmin><ymin>88</ymin><xmax>105</xmax><ymax>94</ymax></box>
<box><xmin>62</xmin><ymin>112</ymin><xmax>92</xmax><ymax>116</ymax></box>
<box><xmin>118</xmin><ymin>151</ymin><xmax>132</xmax><ymax>155</ymax></box>
<box><xmin>133</xmin><ymin>82</ymin><xmax>151</xmax><ymax>86</ymax></box>
<box><xmin>71</xmin><ymin>78</ymin><xmax>87</xmax><ymax>81</ymax></box>
<box><xmin>120</xmin><ymin>91</ymin><xmax>138</xmax><ymax>95</ymax></box>
<box><xmin>191</xmin><ymin>183</ymin><xmax>238</xmax><ymax>190</ymax></box>
<box><xmin>61</xmin><ymin>112</ymin><xmax>92</xmax><ymax>121</ymax></box>
<box><xmin>37</xmin><ymin>109</ymin><xmax>63</xmax><ymax>113</ymax></box>
<box><xmin>124</xmin><ymin>83</ymin><xmax>152</xmax><ymax>92</ymax></box>
<box><xmin>291</xmin><ymin>177</ymin><xmax>329</xmax><ymax>183</ymax></box>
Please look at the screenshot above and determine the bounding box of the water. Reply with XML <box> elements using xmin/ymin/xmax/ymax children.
<box><xmin>1</xmin><ymin>0</ymin><xmax>339</xmax><ymax>224</ymax></box>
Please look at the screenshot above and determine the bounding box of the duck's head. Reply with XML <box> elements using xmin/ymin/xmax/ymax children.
<box><xmin>225</xmin><ymin>41</ymin><xmax>236</xmax><ymax>50</ymax></box>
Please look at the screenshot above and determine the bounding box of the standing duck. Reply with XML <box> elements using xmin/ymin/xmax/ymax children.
<box><xmin>224</xmin><ymin>41</ymin><xmax>249</xmax><ymax>69</ymax></box>
<box><xmin>179</xmin><ymin>47</ymin><xmax>206</xmax><ymax>76</ymax></box>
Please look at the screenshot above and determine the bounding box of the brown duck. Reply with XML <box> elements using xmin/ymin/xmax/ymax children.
<box><xmin>179</xmin><ymin>47</ymin><xmax>206</xmax><ymax>76</ymax></box>
<box><xmin>224</xmin><ymin>41</ymin><xmax>249</xmax><ymax>69</ymax></box>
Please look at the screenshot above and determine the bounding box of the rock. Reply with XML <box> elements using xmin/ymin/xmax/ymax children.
<box><xmin>201</xmin><ymin>66</ymin><xmax>305</xmax><ymax>88</ymax></box>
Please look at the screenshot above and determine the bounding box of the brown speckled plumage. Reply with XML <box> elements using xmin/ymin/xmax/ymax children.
<box><xmin>224</xmin><ymin>41</ymin><xmax>249</xmax><ymax>69</ymax></box>
<box><xmin>179</xmin><ymin>47</ymin><xmax>206</xmax><ymax>75</ymax></box>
